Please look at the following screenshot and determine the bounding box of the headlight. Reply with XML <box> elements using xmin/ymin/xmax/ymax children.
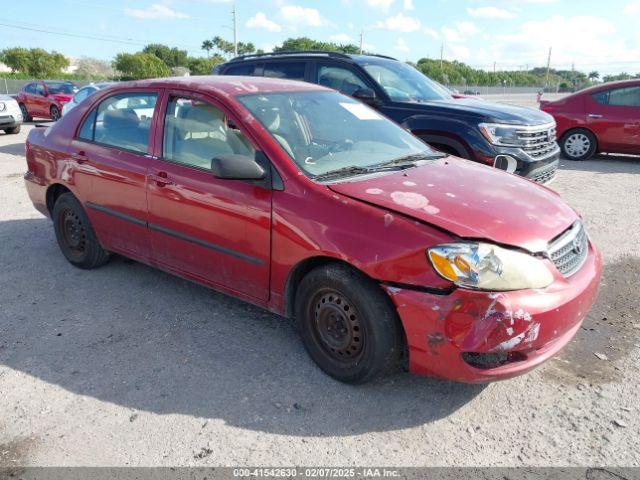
<box><xmin>479</xmin><ymin>123</ymin><xmax>525</xmax><ymax>147</ymax></box>
<box><xmin>427</xmin><ymin>242</ymin><xmax>553</xmax><ymax>291</ymax></box>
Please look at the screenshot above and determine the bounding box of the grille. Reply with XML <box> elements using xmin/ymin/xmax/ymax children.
<box><xmin>548</xmin><ymin>222</ymin><xmax>588</xmax><ymax>277</ymax></box>
<box><xmin>531</xmin><ymin>163</ymin><xmax>558</xmax><ymax>184</ymax></box>
<box><xmin>517</xmin><ymin>124</ymin><xmax>558</xmax><ymax>158</ymax></box>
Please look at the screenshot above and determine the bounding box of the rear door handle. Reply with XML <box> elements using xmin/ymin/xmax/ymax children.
<box><xmin>71</xmin><ymin>151</ymin><xmax>89</xmax><ymax>164</ymax></box>
<box><xmin>587</xmin><ymin>114</ymin><xmax>603</xmax><ymax>119</ymax></box>
<box><xmin>148</xmin><ymin>172</ymin><xmax>173</xmax><ymax>187</ymax></box>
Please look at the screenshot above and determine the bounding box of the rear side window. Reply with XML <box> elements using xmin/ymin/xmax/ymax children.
<box><xmin>35</xmin><ymin>83</ymin><xmax>46</xmax><ymax>96</ymax></box>
<box><xmin>77</xmin><ymin>92</ymin><xmax>158</xmax><ymax>154</ymax></box>
<box><xmin>225</xmin><ymin>64</ymin><xmax>256</xmax><ymax>76</ymax></box>
<box><xmin>592</xmin><ymin>86</ymin><xmax>640</xmax><ymax>107</ymax></box>
<box><xmin>263</xmin><ymin>62</ymin><xmax>306</xmax><ymax>81</ymax></box>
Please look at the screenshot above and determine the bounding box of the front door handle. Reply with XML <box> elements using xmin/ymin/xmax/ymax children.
<box><xmin>588</xmin><ymin>114</ymin><xmax>603</xmax><ymax>119</ymax></box>
<box><xmin>71</xmin><ymin>150</ymin><xmax>89</xmax><ymax>164</ymax></box>
<box><xmin>148</xmin><ymin>172</ymin><xmax>173</xmax><ymax>187</ymax></box>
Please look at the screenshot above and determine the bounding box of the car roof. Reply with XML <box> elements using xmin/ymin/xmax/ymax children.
<box><xmin>113</xmin><ymin>75</ymin><xmax>328</xmax><ymax>96</ymax></box>
<box><xmin>224</xmin><ymin>51</ymin><xmax>397</xmax><ymax>65</ymax></box>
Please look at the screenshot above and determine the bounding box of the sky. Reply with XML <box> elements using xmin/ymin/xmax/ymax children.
<box><xmin>2</xmin><ymin>0</ymin><xmax>640</xmax><ymax>75</ymax></box>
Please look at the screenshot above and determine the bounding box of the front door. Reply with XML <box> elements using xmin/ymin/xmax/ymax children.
<box><xmin>70</xmin><ymin>90</ymin><xmax>160</xmax><ymax>259</ymax></box>
<box><xmin>146</xmin><ymin>91</ymin><xmax>272</xmax><ymax>301</ymax></box>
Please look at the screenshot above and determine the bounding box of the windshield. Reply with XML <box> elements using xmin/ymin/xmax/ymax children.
<box><xmin>360</xmin><ymin>60</ymin><xmax>451</xmax><ymax>103</ymax></box>
<box><xmin>238</xmin><ymin>90</ymin><xmax>440</xmax><ymax>179</ymax></box>
<box><xmin>46</xmin><ymin>82</ymin><xmax>74</xmax><ymax>94</ymax></box>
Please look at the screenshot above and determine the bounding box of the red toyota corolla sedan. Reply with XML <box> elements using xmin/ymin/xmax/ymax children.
<box><xmin>17</xmin><ymin>80</ymin><xmax>75</xmax><ymax>122</ymax></box>
<box><xmin>24</xmin><ymin>77</ymin><xmax>601</xmax><ymax>384</ymax></box>
<box><xmin>541</xmin><ymin>79</ymin><xmax>640</xmax><ymax>160</ymax></box>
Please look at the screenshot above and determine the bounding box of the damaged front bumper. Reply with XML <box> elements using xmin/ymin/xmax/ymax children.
<box><xmin>384</xmin><ymin>241</ymin><xmax>602</xmax><ymax>383</ymax></box>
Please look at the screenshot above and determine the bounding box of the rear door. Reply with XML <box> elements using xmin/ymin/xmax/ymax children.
<box><xmin>587</xmin><ymin>85</ymin><xmax>640</xmax><ymax>152</ymax></box>
<box><xmin>69</xmin><ymin>90</ymin><xmax>160</xmax><ymax>259</ymax></box>
<box><xmin>146</xmin><ymin>90</ymin><xmax>272</xmax><ymax>301</ymax></box>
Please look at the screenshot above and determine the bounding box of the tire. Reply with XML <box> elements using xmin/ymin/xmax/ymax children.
<box><xmin>294</xmin><ymin>263</ymin><xmax>404</xmax><ymax>384</ymax></box>
<box><xmin>560</xmin><ymin>128</ymin><xmax>597</xmax><ymax>160</ymax></box>
<box><xmin>4</xmin><ymin>125</ymin><xmax>21</xmax><ymax>134</ymax></box>
<box><xmin>19</xmin><ymin>103</ymin><xmax>32</xmax><ymax>122</ymax></box>
<box><xmin>50</xmin><ymin>105</ymin><xmax>61</xmax><ymax>121</ymax></box>
<box><xmin>52</xmin><ymin>193</ymin><xmax>110</xmax><ymax>269</ymax></box>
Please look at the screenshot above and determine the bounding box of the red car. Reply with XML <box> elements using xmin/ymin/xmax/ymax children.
<box><xmin>24</xmin><ymin>77</ymin><xmax>601</xmax><ymax>384</ymax></box>
<box><xmin>541</xmin><ymin>79</ymin><xmax>640</xmax><ymax>160</ymax></box>
<box><xmin>17</xmin><ymin>80</ymin><xmax>75</xmax><ymax>122</ymax></box>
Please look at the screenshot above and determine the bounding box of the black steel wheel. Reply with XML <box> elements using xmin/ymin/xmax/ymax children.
<box><xmin>295</xmin><ymin>263</ymin><xmax>404</xmax><ymax>384</ymax></box>
<box><xmin>52</xmin><ymin>193</ymin><xmax>110</xmax><ymax>269</ymax></box>
<box><xmin>50</xmin><ymin>105</ymin><xmax>61</xmax><ymax>121</ymax></box>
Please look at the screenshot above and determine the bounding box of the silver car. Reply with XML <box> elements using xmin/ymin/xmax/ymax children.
<box><xmin>0</xmin><ymin>94</ymin><xmax>23</xmax><ymax>134</ymax></box>
<box><xmin>61</xmin><ymin>82</ymin><xmax>115</xmax><ymax>117</ymax></box>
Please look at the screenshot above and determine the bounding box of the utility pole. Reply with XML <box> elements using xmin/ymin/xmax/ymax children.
<box><xmin>493</xmin><ymin>61</ymin><xmax>496</xmax><ymax>73</ymax></box>
<box><xmin>232</xmin><ymin>3</ymin><xmax>238</xmax><ymax>57</ymax></box>
<box><xmin>440</xmin><ymin>44</ymin><xmax>444</xmax><ymax>70</ymax></box>
<box><xmin>545</xmin><ymin>46</ymin><xmax>552</xmax><ymax>90</ymax></box>
<box><xmin>359</xmin><ymin>31</ymin><xmax>364</xmax><ymax>54</ymax></box>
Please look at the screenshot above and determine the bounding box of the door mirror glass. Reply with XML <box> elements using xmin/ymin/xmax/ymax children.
<box><xmin>211</xmin><ymin>154</ymin><xmax>266</xmax><ymax>180</ymax></box>
<box><xmin>352</xmin><ymin>87</ymin><xmax>377</xmax><ymax>104</ymax></box>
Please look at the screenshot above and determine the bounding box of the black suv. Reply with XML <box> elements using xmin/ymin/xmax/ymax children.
<box><xmin>213</xmin><ymin>51</ymin><xmax>560</xmax><ymax>183</ymax></box>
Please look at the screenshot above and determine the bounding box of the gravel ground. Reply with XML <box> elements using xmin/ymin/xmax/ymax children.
<box><xmin>0</xmin><ymin>123</ymin><xmax>639</xmax><ymax>467</ymax></box>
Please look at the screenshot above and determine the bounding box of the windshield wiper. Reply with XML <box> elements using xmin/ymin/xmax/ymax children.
<box><xmin>314</xmin><ymin>165</ymin><xmax>373</xmax><ymax>180</ymax></box>
<box><xmin>379</xmin><ymin>152</ymin><xmax>447</xmax><ymax>167</ymax></box>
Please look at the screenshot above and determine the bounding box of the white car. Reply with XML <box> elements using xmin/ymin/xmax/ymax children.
<box><xmin>0</xmin><ymin>94</ymin><xmax>23</xmax><ymax>134</ymax></box>
<box><xmin>61</xmin><ymin>82</ymin><xmax>115</xmax><ymax>117</ymax></box>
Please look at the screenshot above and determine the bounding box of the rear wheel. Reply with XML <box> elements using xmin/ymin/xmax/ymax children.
<box><xmin>4</xmin><ymin>125</ymin><xmax>21</xmax><ymax>134</ymax></box>
<box><xmin>295</xmin><ymin>263</ymin><xmax>404</xmax><ymax>384</ymax></box>
<box><xmin>52</xmin><ymin>193</ymin><xmax>110</xmax><ymax>269</ymax></box>
<box><xmin>50</xmin><ymin>105</ymin><xmax>61</xmax><ymax>121</ymax></box>
<box><xmin>19</xmin><ymin>104</ymin><xmax>32</xmax><ymax>122</ymax></box>
<box><xmin>561</xmin><ymin>129</ymin><xmax>597</xmax><ymax>160</ymax></box>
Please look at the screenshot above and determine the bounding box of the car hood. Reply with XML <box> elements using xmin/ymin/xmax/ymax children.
<box><xmin>403</xmin><ymin>98</ymin><xmax>554</xmax><ymax>125</ymax></box>
<box><xmin>328</xmin><ymin>157</ymin><xmax>577</xmax><ymax>253</ymax></box>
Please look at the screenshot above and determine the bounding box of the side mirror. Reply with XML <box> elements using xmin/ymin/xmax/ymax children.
<box><xmin>211</xmin><ymin>154</ymin><xmax>266</xmax><ymax>180</ymax></box>
<box><xmin>352</xmin><ymin>87</ymin><xmax>377</xmax><ymax>104</ymax></box>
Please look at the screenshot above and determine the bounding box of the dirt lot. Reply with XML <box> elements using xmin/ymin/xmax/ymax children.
<box><xmin>0</xmin><ymin>122</ymin><xmax>639</xmax><ymax>467</ymax></box>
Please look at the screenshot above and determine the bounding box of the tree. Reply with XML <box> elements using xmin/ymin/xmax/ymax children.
<box><xmin>0</xmin><ymin>47</ymin><xmax>69</xmax><ymax>77</ymax></box>
<box><xmin>187</xmin><ymin>55</ymin><xmax>224</xmax><ymax>75</ymax></box>
<box><xmin>588</xmin><ymin>71</ymin><xmax>600</xmax><ymax>82</ymax></box>
<box><xmin>212</xmin><ymin>36</ymin><xmax>235</xmax><ymax>57</ymax></box>
<box><xmin>202</xmin><ymin>40</ymin><xmax>214</xmax><ymax>57</ymax></box>
<box><xmin>75</xmin><ymin>57</ymin><xmax>115</xmax><ymax>79</ymax></box>
<box><xmin>0</xmin><ymin>47</ymin><xmax>30</xmax><ymax>73</ymax></box>
<box><xmin>274</xmin><ymin>37</ymin><xmax>360</xmax><ymax>54</ymax></box>
<box><xmin>142</xmin><ymin>44</ymin><xmax>188</xmax><ymax>68</ymax></box>
<box><xmin>113</xmin><ymin>52</ymin><xmax>170</xmax><ymax>80</ymax></box>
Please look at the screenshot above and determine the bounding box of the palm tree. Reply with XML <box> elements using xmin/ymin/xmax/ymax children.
<box><xmin>588</xmin><ymin>71</ymin><xmax>600</xmax><ymax>82</ymax></box>
<box><xmin>201</xmin><ymin>40</ymin><xmax>214</xmax><ymax>58</ymax></box>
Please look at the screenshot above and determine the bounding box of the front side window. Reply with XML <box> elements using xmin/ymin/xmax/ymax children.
<box><xmin>359</xmin><ymin>59</ymin><xmax>451</xmax><ymax>103</ymax></box>
<box><xmin>78</xmin><ymin>92</ymin><xmax>157</xmax><ymax>153</ymax></box>
<box><xmin>317</xmin><ymin>64</ymin><xmax>369</xmax><ymax>96</ymax></box>
<box><xmin>163</xmin><ymin>96</ymin><xmax>255</xmax><ymax>170</ymax></box>
<box><xmin>238</xmin><ymin>90</ymin><xmax>440</xmax><ymax>179</ymax></box>
<box><xmin>263</xmin><ymin>62</ymin><xmax>306</xmax><ymax>81</ymax></box>
<box><xmin>24</xmin><ymin>84</ymin><xmax>35</xmax><ymax>94</ymax></box>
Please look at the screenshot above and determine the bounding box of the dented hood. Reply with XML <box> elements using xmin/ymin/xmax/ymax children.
<box><xmin>328</xmin><ymin>157</ymin><xmax>578</xmax><ymax>253</ymax></box>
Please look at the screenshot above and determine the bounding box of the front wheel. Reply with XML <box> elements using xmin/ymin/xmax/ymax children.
<box><xmin>52</xmin><ymin>193</ymin><xmax>110</xmax><ymax>269</ymax></box>
<box><xmin>295</xmin><ymin>264</ymin><xmax>404</xmax><ymax>384</ymax></box>
<box><xmin>19</xmin><ymin>103</ymin><xmax>32</xmax><ymax>122</ymax></box>
<box><xmin>50</xmin><ymin>105</ymin><xmax>61</xmax><ymax>121</ymax></box>
<box><xmin>561</xmin><ymin>129</ymin><xmax>597</xmax><ymax>160</ymax></box>
<box><xmin>4</xmin><ymin>125</ymin><xmax>21</xmax><ymax>134</ymax></box>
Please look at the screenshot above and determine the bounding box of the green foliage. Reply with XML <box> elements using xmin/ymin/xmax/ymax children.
<box><xmin>187</xmin><ymin>55</ymin><xmax>224</xmax><ymax>75</ymax></box>
<box><xmin>113</xmin><ymin>52</ymin><xmax>170</xmax><ymax>80</ymax></box>
<box><xmin>142</xmin><ymin>44</ymin><xmax>189</xmax><ymax>68</ymax></box>
<box><xmin>274</xmin><ymin>37</ymin><xmax>360</xmax><ymax>54</ymax></box>
<box><xmin>203</xmin><ymin>36</ymin><xmax>256</xmax><ymax>58</ymax></box>
<box><xmin>0</xmin><ymin>47</ymin><xmax>69</xmax><ymax>77</ymax></box>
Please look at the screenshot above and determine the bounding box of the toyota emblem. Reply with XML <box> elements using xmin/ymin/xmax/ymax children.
<box><xmin>572</xmin><ymin>236</ymin><xmax>583</xmax><ymax>255</ymax></box>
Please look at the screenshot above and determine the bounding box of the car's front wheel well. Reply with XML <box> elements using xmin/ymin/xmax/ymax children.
<box><xmin>46</xmin><ymin>184</ymin><xmax>72</xmax><ymax>216</ymax></box>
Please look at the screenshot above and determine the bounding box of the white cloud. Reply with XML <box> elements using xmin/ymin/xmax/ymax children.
<box><xmin>403</xmin><ymin>0</ymin><xmax>414</xmax><ymax>11</ymax></box>
<box><xmin>441</xmin><ymin>21</ymin><xmax>478</xmax><ymax>43</ymax></box>
<box><xmin>467</xmin><ymin>7</ymin><xmax>516</xmax><ymax>19</ymax></box>
<box><xmin>447</xmin><ymin>44</ymin><xmax>470</xmax><ymax>61</ymax></box>
<box><xmin>624</xmin><ymin>1</ymin><xmax>640</xmax><ymax>14</ymax></box>
<box><xmin>395</xmin><ymin>37</ymin><xmax>409</xmax><ymax>52</ymax></box>
<box><xmin>424</xmin><ymin>27</ymin><xmax>440</xmax><ymax>40</ymax></box>
<box><xmin>246</xmin><ymin>12</ymin><xmax>282</xmax><ymax>32</ymax></box>
<box><xmin>279</xmin><ymin>5</ymin><xmax>327</xmax><ymax>27</ymax></box>
<box><xmin>374</xmin><ymin>13</ymin><xmax>421</xmax><ymax>32</ymax></box>
<box><xmin>366</xmin><ymin>0</ymin><xmax>395</xmax><ymax>12</ymax></box>
<box><xmin>330</xmin><ymin>33</ymin><xmax>354</xmax><ymax>43</ymax></box>
<box><xmin>124</xmin><ymin>4</ymin><xmax>189</xmax><ymax>19</ymax></box>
